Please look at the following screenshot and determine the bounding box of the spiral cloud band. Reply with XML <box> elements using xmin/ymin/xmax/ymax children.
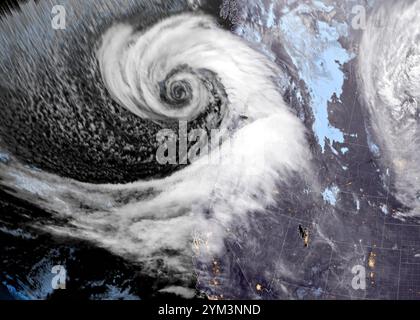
<box><xmin>358</xmin><ymin>0</ymin><xmax>420</xmax><ymax>214</ymax></box>
<box><xmin>97</xmin><ymin>15</ymin><xmax>229</xmax><ymax>123</ymax></box>
<box><xmin>0</xmin><ymin>8</ymin><xmax>312</xmax><ymax>288</ymax></box>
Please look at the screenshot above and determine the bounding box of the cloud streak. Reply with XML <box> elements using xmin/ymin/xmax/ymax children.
<box><xmin>358</xmin><ymin>0</ymin><xmax>420</xmax><ymax>215</ymax></box>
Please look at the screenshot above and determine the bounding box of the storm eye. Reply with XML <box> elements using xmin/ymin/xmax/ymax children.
<box><xmin>160</xmin><ymin>79</ymin><xmax>193</xmax><ymax>107</ymax></box>
<box><xmin>171</xmin><ymin>81</ymin><xmax>189</xmax><ymax>101</ymax></box>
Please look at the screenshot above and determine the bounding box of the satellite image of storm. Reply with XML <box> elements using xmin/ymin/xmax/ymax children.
<box><xmin>0</xmin><ymin>0</ymin><xmax>419</xmax><ymax>303</ymax></box>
